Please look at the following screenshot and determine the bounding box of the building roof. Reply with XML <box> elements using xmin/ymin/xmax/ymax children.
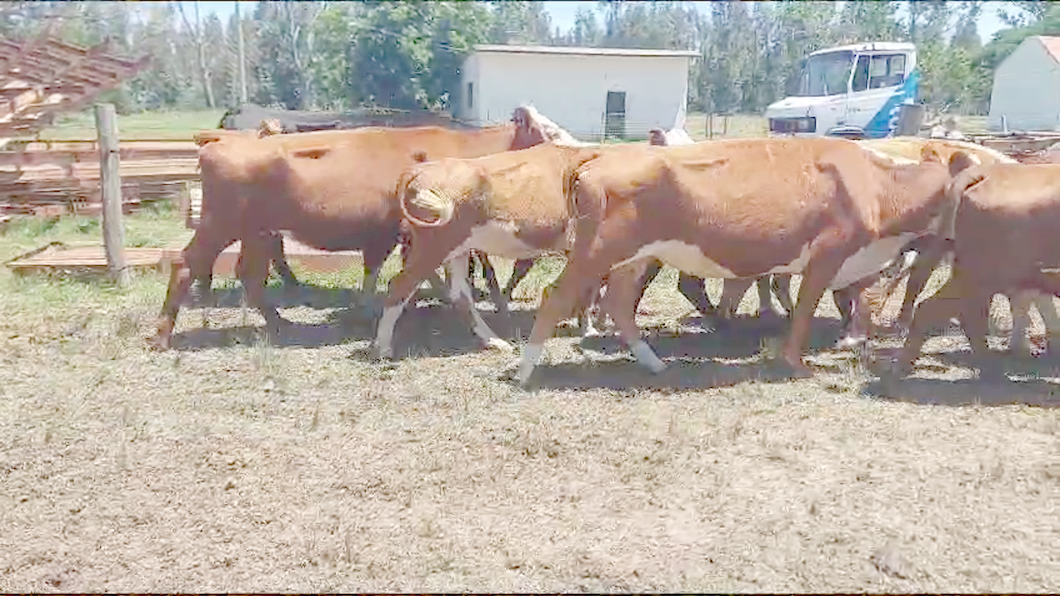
<box><xmin>808</xmin><ymin>41</ymin><xmax>915</xmax><ymax>57</ymax></box>
<box><xmin>1033</xmin><ymin>36</ymin><xmax>1060</xmax><ymax>64</ymax></box>
<box><xmin>472</xmin><ymin>44</ymin><xmax>698</xmax><ymax>58</ymax></box>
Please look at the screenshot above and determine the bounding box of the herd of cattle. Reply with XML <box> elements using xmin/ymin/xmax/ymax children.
<box><xmin>149</xmin><ymin>105</ymin><xmax>1060</xmax><ymax>386</ymax></box>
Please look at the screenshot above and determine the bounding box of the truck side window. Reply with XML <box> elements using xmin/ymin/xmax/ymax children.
<box><xmin>851</xmin><ymin>55</ymin><xmax>871</xmax><ymax>92</ymax></box>
<box><xmin>868</xmin><ymin>54</ymin><xmax>907</xmax><ymax>89</ymax></box>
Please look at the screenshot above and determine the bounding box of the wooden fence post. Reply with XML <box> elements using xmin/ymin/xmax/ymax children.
<box><xmin>94</xmin><ymin>103</ymin><xmax>128</xmax><ymax>287</ymax></box>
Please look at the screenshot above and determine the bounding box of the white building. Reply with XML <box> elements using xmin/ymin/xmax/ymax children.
<box><xmin>455</xmin><ymin>44</ymin><xmax>698</xmax><ymax>141</ymax></box>
<box><xmin>988</xmin><ymin>35</ymin><xmax>1060</xmax><ymax>132</ymax></box>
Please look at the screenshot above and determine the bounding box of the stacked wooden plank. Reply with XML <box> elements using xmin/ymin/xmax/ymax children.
<box><xmin>0</xmin><ymin>139</ymin><xmax>200</xmax><ymax>216</ymax></box>
<box><xmin>0</xmin><ymin>36</ymin><xmax>149</xmax><ymax>146</ymax></box>
<box><xmin>0</xmin><ymin>35</ymin><xmax>173</xmax><ymax>216</ymax></box>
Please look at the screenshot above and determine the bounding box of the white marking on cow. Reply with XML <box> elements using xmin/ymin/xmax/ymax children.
<box><xmin>827</xmin><ymin>233</ymin><xmax>922</xmax><ymax>290</ymax></box>
<box><xmin>517</xmin><ymin>343</ymin><xmax>545</xmax><ymax>385</ymax></box>
<box><xmin>630</xmin><ymin>339</ymin><xmax>667</xmax><ymax>373</ymax></box>
<box><xmin>613</xmin><ymin>241</ymin><xmax>737</xmax><ymax>278</ymax></box>
<box><xmin>444</xmin><ymin>254</ymin><xmax>514</xmax><ymax>353</ymax></box>
<box><xmin>444</xmin><ymin>220</ymin><xmax>543</xmax><ymax>262</ymax></box>
<box><xmin>615</xmin><ymin>234</ymin><xmax>921</xmax><ymax>292</ymax></box>
<box><xmin>375</xmin><ymin>292</ymin><xmax>415</xmax><ymax>359</ymax></box>
<box><xmin>857</xmin><ymin>144</ymin><xmax>918</xmax><ymax>165</ymax></box>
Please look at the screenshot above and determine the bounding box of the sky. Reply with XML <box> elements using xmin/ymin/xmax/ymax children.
<box><xmin>180</xmin><ymin>1</ymin><xmax>1013</xmax><ymax>44</ymax></box>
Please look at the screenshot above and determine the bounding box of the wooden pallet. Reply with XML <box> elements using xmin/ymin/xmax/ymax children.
<box><xmin>5</xmin><ymin>238</ymin><xmax>368</xmax><ymax>277</ymax></box>
<box><xmin>161</xmin><ymin>238</ymin><xmax>368</xmax><ymax>276</ymax></box>
<box><xmin>5</xmin><ymin>241</ymin><xmax>169</xmax><ymax>274</ymax></box>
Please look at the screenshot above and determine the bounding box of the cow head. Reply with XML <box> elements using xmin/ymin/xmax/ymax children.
<box><xmin>257</xmin><ymin>118</ymin><xmax>284</xmax><ymax>137</ymax></box>
<box><xmin>510</xmin><ymin>105</ymin><xmax>551</xmax><ymax>151</ymax></box>
<box><xmin>510</xmin><ymin>104</ymin><xmax>586</xmax><ymax>150</ymax></box>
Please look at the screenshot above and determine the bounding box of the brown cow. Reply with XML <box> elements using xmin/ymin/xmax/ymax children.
<box><xmin>372</xmin><ymin>141</ymin><xmax>643</xmax><ymax>358</ymax></box>
<box><xmin>149</xmin><ymin>118</ymin><xmax>552</xmax><ymax>349</ymax></box>
<box><xmin>890</xmin><ymin>162</ymin><xmax>1060</xmax><ymax>378</ymax></box>
<box><xmin>866</xmin><ymin>138</ymin><xmax>1060</xmax><ymax>356</ymax></box>
<box><xmin>513</xmin><ymin>138</ymin><xmax>976</xmax><ymax>385</ymax></box>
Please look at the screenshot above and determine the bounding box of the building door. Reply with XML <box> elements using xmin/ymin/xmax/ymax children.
<box><xmin>605</xmin><ymin>91</ymin><xmax>626</xmax><ymax>140</ymax></box>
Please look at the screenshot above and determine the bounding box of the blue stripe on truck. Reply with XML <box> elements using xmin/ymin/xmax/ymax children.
<box><xmin>863</xmin><ymin>68</ymin><xmax>921</xmax><ymax>139</ymax></box>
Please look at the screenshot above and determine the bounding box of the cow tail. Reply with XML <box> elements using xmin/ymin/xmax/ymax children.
<box><xmin>398</xmin><ymin>175</ymin><xmax>454</xmax><ymax>228</ymax></box>
<box><xmin>938</xmin><ymin>166</ymin><xmax>986</xmax><ymax>242</ymax></box>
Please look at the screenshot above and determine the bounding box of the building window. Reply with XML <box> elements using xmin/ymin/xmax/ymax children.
<box><xmin>467</xmin><ymin>82</ymin><xmax>474</xmax><ymax>109</ymax></box>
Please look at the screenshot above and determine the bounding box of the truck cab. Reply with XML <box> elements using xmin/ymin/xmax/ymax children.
<box><xmin>764</xmin><ymin>42</ymin><xmax>919</xmax><ymax>140</ymax></box>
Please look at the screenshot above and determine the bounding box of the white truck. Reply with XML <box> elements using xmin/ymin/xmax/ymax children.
<box><xmin>764</xmin><ymin>41</ymin><xmax>920</xmax><ymax>140</ymax></box>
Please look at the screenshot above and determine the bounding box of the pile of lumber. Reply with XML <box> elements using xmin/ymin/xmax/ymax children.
<box><xmin>0</xmin><ymin>139</ymin><xmax>200</xmax><ymax>216</ymax></box>
<box><xmin>1</xmin><ymin>36</ymin><xmax>148</xmax><ymax>146</ymax></box>
<box><xmin>0</xmin><ymin>34</ymin><xmax>165</xmax><ymax>216</ymax></box>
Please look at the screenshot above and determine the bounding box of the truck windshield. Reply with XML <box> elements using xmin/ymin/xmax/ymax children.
<box><xmin>794</xmin><ymin>50</ymin><xmax>854</xmax><ymax>97</ymax></box>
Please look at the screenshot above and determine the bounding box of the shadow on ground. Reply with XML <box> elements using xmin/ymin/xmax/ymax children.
<box><xmin>862</xmin><ymin>343</ymin><xmax>1060</xmax><ymax>407</ymax></box>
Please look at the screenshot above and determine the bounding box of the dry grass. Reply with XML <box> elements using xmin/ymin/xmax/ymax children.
<box><xmin>1</xmin><ymin>107</ymin><xmax>1057</xmax><ymax>591</ymax></box>
<box><xmin>1</xmin><ymin>205</ymin><xmax>1059</xmax><ymax>592</ymax></box>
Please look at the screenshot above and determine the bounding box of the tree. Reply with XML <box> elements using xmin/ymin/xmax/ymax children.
<box><xmin>178</xmin><ymin>1</ymin><xmax>216</xmax><ymax>108</ymax></box>
<box><xmin>487</xmin><ymin>1</ymin><xmax>551</xmax><ymax>45</ymax></box>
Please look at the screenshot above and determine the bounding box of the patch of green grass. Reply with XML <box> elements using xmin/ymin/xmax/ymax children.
<box><xmin>685</xmin><ymin>113</ymin><xmax>768</xmax><ymax>141</ymax></box>
<box><xmin>0</xmin><ymin>201</ymin><xmax>191</xmax><ymax>263</ymax></box>
<box><xmin>38</xmin><ymin>108</ymin><xmax>227</xmax><ymax>141</ymax></box>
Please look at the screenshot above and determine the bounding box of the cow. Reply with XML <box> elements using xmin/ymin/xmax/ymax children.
<box><xmin>863</xmin><ymin>137</ymin><xmax>1060</xmax><ymax>357</ymax></box>
<box><xmin>149</xmin><ymin>118</ymin><xmax>555</xmax><ymax>350</ymax></box>
<box><xmin>889</xmin><ymin>162</ymin><xmax>1060</xmax><ymax>379</ymax></box>
<box><xmin>372</xmin><ymin>140</ymin><xmax>646</xmax><ymax>359</ymax></box>
<box><xmin>463</xmin><ymin>109</ymin><xmax>701</xmax><ymax>321</ymax></box>
<box><xmin>512</xmin><ymin>137</ymin><xmax>977</xmax><ymax>385</ymax></box>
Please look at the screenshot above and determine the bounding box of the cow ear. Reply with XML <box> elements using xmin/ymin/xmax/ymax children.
<box><xmin>948</xmin><ymin>150</ymin><xmax>977</xmax><ymax>175</ymax></box>
<box><xmin>920</xmin><ymin>145</ymin><xmax>943</xmax><ymax>164</ymax></box>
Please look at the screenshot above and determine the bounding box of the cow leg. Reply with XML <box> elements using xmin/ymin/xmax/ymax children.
<box><xmin>757</xmin><ymin>276</ymin><xmax>783</xmax><ymax>319</ymax></box>
<box><xmin>502</xmin><ymin>258</ymin><xmax>536</xmax><ymax>303</ymax></box>
<box><xmin>959</xmin><ymin>288</ymin><xmax>1001</xmax><ymax>380</ymax></box>
<box><xmin>677</xmin><ymin>271</ymin><xmax>718</xmax><ymax>321</ymax></box>
<box><xmin>1010</xmin><ymin>291</ymin><xmax>1037</xmax><ymax>357</ymax></box>
<box><xmin>833</xmin><ymin>275</ymin><xmax>878</xmax><ymax>351</ymax></box>
<box><xmin>896</xmin><ymin>240</ymin><xmax>949</xmax><ymax>335</ymax></box>
<box><xmin>150</xmin><ymin>230</ymin><xmax>234</xmax><ymax>350</ymax></box>
<box><xmin>772</xmin><ymin>274</ymin><xmax>795</xmax><ymax>316</ymax></box>
<box><xmin>478</xmin><ymin>253</ymin><xmax>508</xmax><ymax>315</ymax></box>
<box><xmin>1033</xmin><ymin>292</ymin><xmax>1060</xmax><ymax>352</ymax></box>
<box><xmin>600</xmin><ymin>260</ymin><xmax>668</xmax><ymax>374</ymax></box>
<box><xmin>718</xmin><ymin>278</ymin><xmax>754</xmax><ymax>319</ymax></box>
<box><xmin>360</xmin><ymin>242</ymin><xmax>394</xmax><ymax>316</ymax></box>
<box><xmin>892</xmin><ymin>276</ymin><xmax>967</xmax><ymax>378</ymax></box>
<box><xmin>517</xmin><ymin>254</ymin><xmax>614</xmax><ymax>385</ymax></box>
<box><xmin>445</xmin><ymin>252</ymin><xmax>513</xmax><ymax>353</ymax></box>
<box><xmin>781</xmin><ymin>250</ymin><xmax>853</xmax><ymax>377</ymax></box>
<box><xmin>374</xmin><ymin>244</ymin><xmax>455</xmax><ymax>359</ymax></box>
<box><xmin>632</xmin><ymin>259</ymin><xmax>664</xmax><ymax>309</ymax></box>
<box><xmin>269</xmin><ymin>232</ymin><xmax>300</xmax><ymax>288</ymax></box>
<box><xmin>398</xmin><ymin>239</ymin><xmax>447</xmax><ymax>303</ymax></box>
<box><xmin>238</xmin><ymin>234</ymin><xmax>291</xmax><ymax>339</ymax></box>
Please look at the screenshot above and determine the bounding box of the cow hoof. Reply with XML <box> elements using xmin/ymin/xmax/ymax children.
<box><xmin>373</xmin><ymin>344</ymin><xmax>394</xmax><ymax>360</ymax></box>
<box><xmin>511</xmin><ymin>366</ymin><xmax>536</xmax><ymax>387</ymax></box>
<box><xmin>836</xmin><ymin>334</ymin><xmax>867</xmax><ymax>350</ymax></box>
<box><xmin>977</xmin><ymin>362</ymin><xmax>1006</xmax><ymax>382</ymax></box>
<box><xmin>146</xmin><ymin>334</ymin><xmax>171</xmax><ymax>351</ymax></box>
<box><xmin>643</xmin><ymin>359</ymin><xmax>668</xmax><ymax>375</ymax></box>
<box><xmin>779</xmin><ymin>356</ymin><xmax>813</xmax><ymax>379</ymax></box>
<box><xmin>483</xmin><ymin>337</ymin><xmax>515</xmax><ymax>353</ymax></box>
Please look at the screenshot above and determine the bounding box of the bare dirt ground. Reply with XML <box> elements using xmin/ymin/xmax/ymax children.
<box><xmin>1</xmin><ymin>214</ymin><xmax>1059</xmax><ymax>592</ymax></box>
